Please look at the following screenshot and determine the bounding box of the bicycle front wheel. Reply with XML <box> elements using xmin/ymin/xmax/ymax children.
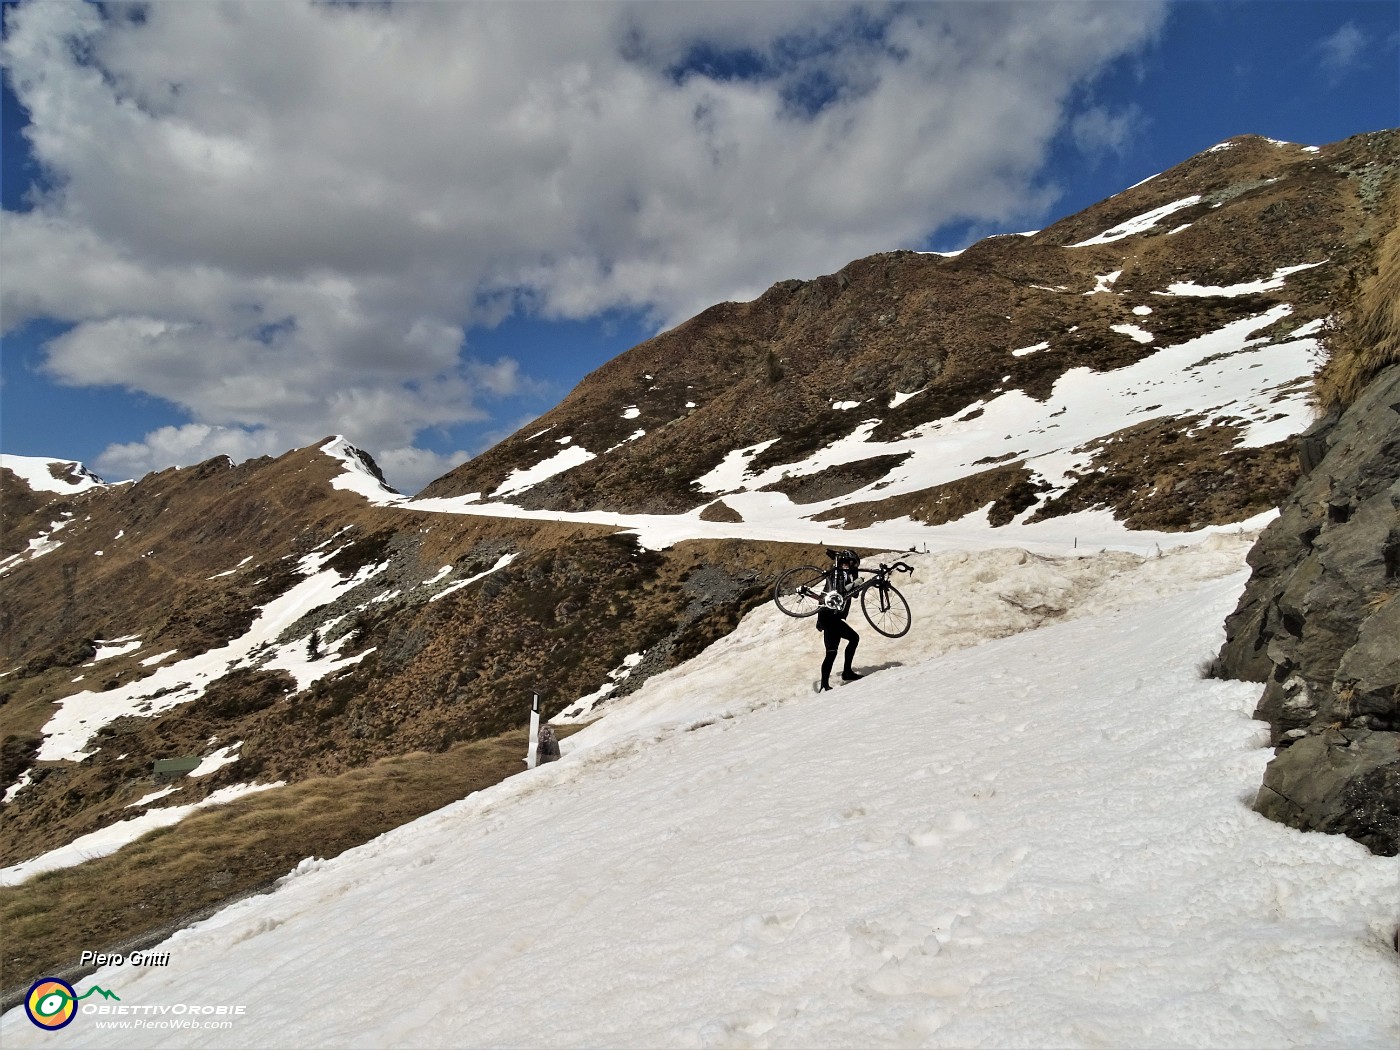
<box><xmin>774</xmin><ymin>565</ymin><xmax>826</xmax><ymax>618</ymax></box>
<box><xmin>861</xmin><ymin>582</ymin><xmax>911</xmax><ymax>638</ymax></box>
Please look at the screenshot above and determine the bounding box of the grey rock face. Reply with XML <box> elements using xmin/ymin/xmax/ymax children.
<box><xmin>1255</xmin><ymin>730</ymin><xmax>1400</xmax><ymax>857</ymax></box>
<box><xmin>1219</xmin><ymin>364</ymin><xmax>1400</xmax><ymax>855</ymax></box>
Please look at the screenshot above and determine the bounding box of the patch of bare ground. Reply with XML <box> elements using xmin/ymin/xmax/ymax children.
<box><xmin>699</xmin><ymin>500</ymin><xmax>743</xmax><ymax>522</ymax></box>
<box><xmin>1028</xmin><ymin>417</ymin><xmax>1301</xmax><ymax>530</ymax></box>
<box><xmin>0</xmin><ymin>723</ymin><xmax>587</xmax><ymax>1007</ymax></box>
<box><xmin>759</xmin><ymin>453</ymin><xmax>913</xmax><ymax>505</ymax></box>
<box><xmin>811</xmin><ymin>464</ymin><xmax>1049</xmax><ymax>530</ymax></box>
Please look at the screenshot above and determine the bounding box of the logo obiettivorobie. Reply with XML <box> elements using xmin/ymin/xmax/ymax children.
<box><xmin>25</xmin><ymin>978</ymin><xmax>120</xmax><ymax>1031</ymax></box>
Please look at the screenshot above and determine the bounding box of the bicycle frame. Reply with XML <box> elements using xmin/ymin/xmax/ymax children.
<box><xmin>854</xmin><ymin>561</ymin><xmax>913</xmax><ymax>588</ymax></box>
<box><xmin>777</xmin><ymin>556</ymin><xmax>913</xmax><ymax>637</ymax></box>
<box><xmin>802</xmin><ymin>560</ymin><xmax>913</xmax><ymax>604</ymax></box>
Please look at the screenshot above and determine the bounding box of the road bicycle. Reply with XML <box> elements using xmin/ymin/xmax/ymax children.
<box><xmin>773</xmin><ymin>551</ymin><xmax>914</xmax><ymax>638</ymax></box>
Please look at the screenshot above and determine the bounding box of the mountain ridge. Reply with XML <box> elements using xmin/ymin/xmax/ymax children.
<box><xmin>418</xmin><ymin>131</ymin><xmax>1395</xmax><ymax>525</ymax></box>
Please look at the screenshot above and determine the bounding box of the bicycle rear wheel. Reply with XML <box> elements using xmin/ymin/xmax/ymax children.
<box><xmin>861</xmin><ymin>581</ymin><xmax>911</xmax><ymax>638</ymax></box>
<box><xmin>774</xmin><ymin>565</ymin><xmax>826</xmax><ymax>618</ymax></box>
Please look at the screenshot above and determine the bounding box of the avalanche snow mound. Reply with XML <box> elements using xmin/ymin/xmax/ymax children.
<box><xmin>556</xmin><ymin>532</ymin><xmax>1264</xmax><ymax>746</ymax></box>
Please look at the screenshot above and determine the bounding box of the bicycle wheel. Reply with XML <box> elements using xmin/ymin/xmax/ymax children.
<box><xmin>861</xmin><ymin>581</ymin><xmax>911</xmax><ymax>638</ymax></box>
<box><xmin>774</xmin><ymin>565</ymin><xmax>827</xmax><ymax>618</ymax></box>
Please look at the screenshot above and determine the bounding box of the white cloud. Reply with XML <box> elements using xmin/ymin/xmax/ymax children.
<box><xmin>1317</xmin><ymin>21</ymin><xmax>1365</xmax><ymax>82</ymax></box>
<box><xmin>1</xmin><ymin>0</ymin><xmax>1167</xmax><ymax>489</ymax></box>
<box><xmin>1071</xmin><ymin>103</ymin><xmax>1145</xmax><ymax>159</ymax></box>
<box><xmin>371</xmin><ymin>446</ymin><xmax>473</xmax><ymax>498</ymax></box>
<box><xmin>94</xmin><ymin>423</ymin><xmax>286</xmax><ymax>482</ymax></box>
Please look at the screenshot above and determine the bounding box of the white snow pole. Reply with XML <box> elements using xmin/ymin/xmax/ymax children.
<box><xmin>526</xmin><ymin>692</ymin><xmax>541</xmax><ymax>769</ymax></box>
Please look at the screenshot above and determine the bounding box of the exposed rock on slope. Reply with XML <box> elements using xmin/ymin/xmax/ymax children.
<box><xmin>1219</xmin><ymin>364</ymin><xmax>1399</xmax><ymax>854</ymax></box>
<box><xmin>1218</xmin><ymin>189</ymin><xmax>1400</xmax><ymax>855</ymax></box>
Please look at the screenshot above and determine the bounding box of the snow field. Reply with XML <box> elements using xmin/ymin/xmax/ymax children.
<box><xmin>556</xmin><ymin>534</ymin><xmax>1262</xmax><ymax>740</ymax></box>
<box><xmin>1069</xmin><ymin>194</ymin><xmax>1203</xmax><ymax>246</ymax></box>
<box><xmin>0</xmin><ymin>454</ymin><xmax>105</xmax><ymax>493</ymax></box>
<box><xmin>4</xmin><ymin>538</ymin><xmax>1394</xmax><ymax>1048</ymax></box>
<box><xmin>396</xmin><ymin>296</ymin><xmax>1323</xmax><ymax>557</ymax></box>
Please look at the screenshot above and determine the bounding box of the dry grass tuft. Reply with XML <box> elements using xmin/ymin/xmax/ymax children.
<box><xmin>1364</xmin><ymin>590</ymin><xmax>1395</xmax><ymax>613</ymax></box>
<box><xmin>0</xmin><ymin>723</ymin><xmax>585</xmax><ymax>1001</ymax></box>
<box><xmin>1315</xmin><ymin>186</ymin><xmax>1400</xmax><ymax>409</ymax></box>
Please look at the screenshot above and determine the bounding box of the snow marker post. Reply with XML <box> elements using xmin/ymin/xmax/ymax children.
<box><xmin>526</xmin><ymin>692</ymin><xmax>541</xmax><ymax>769</ymax></box>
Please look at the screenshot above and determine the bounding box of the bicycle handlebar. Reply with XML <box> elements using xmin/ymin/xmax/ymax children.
<box><xmin>866</xmin><ymin>561</ymin><xmax>914</xmax><ymax>578</ymax></box>
<box><xmin>825</xmin><ymin>550</ymin><xmax>914</xmax><ymax>577</ymax></box>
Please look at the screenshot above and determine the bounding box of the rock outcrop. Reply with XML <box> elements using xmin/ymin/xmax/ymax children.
<box><xmin>1218</xmin><ymin>363</ymin><xmax>1400</xmax><ymax>854</ymax></box>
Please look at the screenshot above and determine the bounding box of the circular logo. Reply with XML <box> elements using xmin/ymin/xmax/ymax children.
<box><xmin>26</xmin><ymin>978</ymin><xmax>78</xmax><ymax>1030</ymax></box>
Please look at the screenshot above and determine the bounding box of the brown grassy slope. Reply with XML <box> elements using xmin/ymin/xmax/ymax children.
<box><xmin>0</xmin><ymin>447</ymin><xmax>370</xmax><ymax>674</ymax></box>
<box><xmin>419</xmin><ymin>131</ymin><xmax>1397</xmax><ymax>522</ymax></box>
<box><xmin>0</xmin><ymin>724</ymin><xmax>585</xmax><ymax>1005</ymax></box>
<box><xmin>1314</xmin><ymin>179</ymin><xmax>1400</xmax><ymax>409</ymax></box>
<box><xmin>0</xmin><ymin>471</ymin><xmax>79</xmax><ymax>562</ymax></box>
<box><xmin>0</xmin><ymin>445</ymin><xmax>817</xmax><ymax>874</ymax></box>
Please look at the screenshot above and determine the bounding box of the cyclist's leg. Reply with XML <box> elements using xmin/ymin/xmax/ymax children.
<box><xmin>840</xmin><ymin>619</ymin><xmax>860</xmax><ymax>676</ymax></box>
<box><xmin>821</xmin><ymin>623</ymin><xmax>841</xmax><ymax>689</ymax></box>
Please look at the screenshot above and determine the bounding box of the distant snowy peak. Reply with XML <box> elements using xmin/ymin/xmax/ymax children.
<box><xmin>320</xmin><ymin>437</ymin><xmax>402</xmax><ymax>504</ymax></box>
<box><xmin>0</xmin><ymin>454</ymin><xmax>106</xmax><ymax>494</ymax></box>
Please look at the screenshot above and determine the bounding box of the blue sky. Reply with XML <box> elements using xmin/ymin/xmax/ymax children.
<box><xmin>2</xmin><ymin>1</ymin><xmax>1397</xmax><ymax>494</ymax></box>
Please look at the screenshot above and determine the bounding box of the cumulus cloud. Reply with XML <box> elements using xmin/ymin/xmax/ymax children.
<box><xmin>94</xmin><ymin>423</ymin><xmax>287</xmax><ymax>482</ymax></box>
<box><xmin>373</xmin><ymin>446</ymin><xmax>473</xmax><ymax>497</ymax></box>
<box><xmin>1</xmin><ymin>0</ymin><xmax>1166</xmax><ymax>490</ymax></box>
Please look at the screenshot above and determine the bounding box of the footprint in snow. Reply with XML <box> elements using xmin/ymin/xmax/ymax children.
<box><xmin>729</xmin><ymin>904</ymin><xmax>809</xmax><ymax>957</ymax></box>
<box><xmin>967</xmin><ymin>845</ymin><xmax>1032</xmax><ymax>895</ymax></box>
<box><xmin>847</xmin><ymin>916</ymin><xmax>984</xmax><ymax>1001</ymax></box>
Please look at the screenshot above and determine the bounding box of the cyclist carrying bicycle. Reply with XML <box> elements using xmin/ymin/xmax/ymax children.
<box><xmin>816</xmin><ymin>548</ymin><xmax>863</xmax><ymax>691</ymax></box>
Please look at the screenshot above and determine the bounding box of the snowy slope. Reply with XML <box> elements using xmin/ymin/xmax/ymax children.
<box><xmin>5</xmin><ymin>540</ymin><xmax>1395</xmax><ymax>1049</ymax></box>
<box><xmin>378</xmin><ymin>302</ymin><xmax>1321</xmax><ymax>554</ymax></box>
<box><xmin>29</xmin><ymin>542</ymin><xmax>387</xmax><ymax>766</ymax></box>
<box><xmin>0</xmin><ymin>455</ymin><xmax>108</xmax><ymax>571</ymax></box>
<box><xmin>0</xmin><ymin>454</ymin><xmax>105</xmax><ymax>494</ymax></box>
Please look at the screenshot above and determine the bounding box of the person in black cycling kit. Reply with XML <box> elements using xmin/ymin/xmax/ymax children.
<box><xmin>816</xmin><ymin>549</ymin><xmax>863</xmax><ymax>692</ymax></box>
